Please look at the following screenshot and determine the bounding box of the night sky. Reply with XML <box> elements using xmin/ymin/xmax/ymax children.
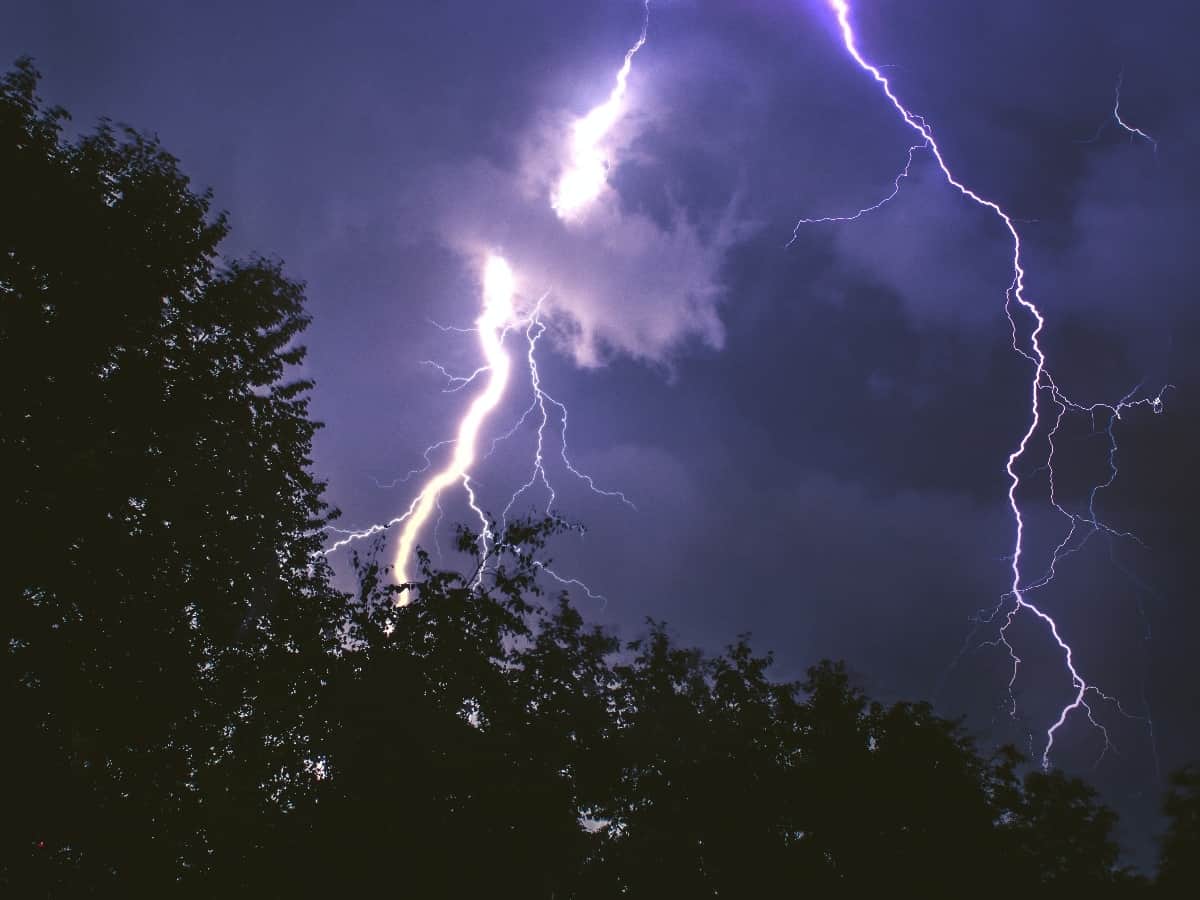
<box><xmin>5</xmin><ymin>0</ymin><xmax>1198</xmax><ymax>863</ymax></box>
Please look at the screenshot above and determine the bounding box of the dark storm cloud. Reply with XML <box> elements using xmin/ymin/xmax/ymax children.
<box><xmin>4</xmin><ymin>0</ymin><xmax>1197</xmax><ymax>868</ymax></box>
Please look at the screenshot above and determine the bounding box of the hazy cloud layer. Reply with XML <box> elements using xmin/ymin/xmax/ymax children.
<box><xmin>419</xmin><ymin>131</ymin><xmax>739</xmax><ymax>366</ymax></box>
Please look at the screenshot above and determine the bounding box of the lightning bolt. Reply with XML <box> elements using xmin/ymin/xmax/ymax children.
<box><xmin>386</xmin><ymin>253</ymin><xmax>518</xmax><ymax>589</ymax></box>
<box><xmin>810</xmin><ymin>0</ymin><xmax>1168</xmax><ymax>768</ymax></box>
<box><xmin>1111</xmin><ymin>72</ymin><xmax>1159</xmax><ymax>151</ymax></box>
<box><xmin>498</xmin><ymin>300</ymin><xmax>637</xmax><ymax>531</ymax></box>
<box><xmin>1083</xmin><ymin>71</ymin><xmax>1159</xmax><ymax>152</ymax></box>
<box><xmin>371</xmin><ymin>439</ymin><xmax>456</xmax><ymax>489</ymax></box>
<box><xmin>320</xmin><ymin>259</ymin><xmax>517</xmax><ymax>571</ymax></box>
<box><xmin>787</xmin><ymin>142</ymin><xmax>926</xmax><ymax>246</ymax></box>
<box><xmin>552</xmin><ymin>0</ymin><xmax>650</xmax><ymax>220</ymax></box>
<box><xmin>327</xmin><ymin>2</ymin><xmax>652</xmax><ymax>602</ymax></box>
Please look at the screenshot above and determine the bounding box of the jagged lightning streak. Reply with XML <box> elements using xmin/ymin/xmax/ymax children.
<box><xmin>1084</xmin><ymin>71</ymin><xmax>1159</xmax><ymax>152</ymax></box>
<box><xmin>388</xmin><ymin>253</ymin><xmax>516</xmax><ymax>592</ymax></box>
<box><xmin>320</xmin><ymin>258</ymin><xmax>516</xmax><ymax>573</ymax></box>
<box><xmin>1112</xmin><ymin>72</ymin><xmax>1159</xmax><ymax>151</ymax></box>
<box><xmin>818</xmin><ymin>0</ymin><xmax>1166</xmax><ymax>767</ymax></box>
<box><xmin>552</xmin><ymin>0</ymin><xmax>650</xmax><ymax>220</ymax></box>
<box><xmin>498</xmin><ymin>301</ymin><xmax>636</xmax><ymax>529</ymax></box>
<box><xmin>371</xmin><ymin>439</ymin><xmax>456</xmax><ymax>489</ymax></box>
<box><xmin>1007</xmin><ymin>384</ymin><xmax>1160</xmax><ymax>604</ymax></box>
<box><xmin>328</xmin><ymin>3</ymin><xmax>651</xmax><ymax>600</ymax></box>
<box><xmin>787</xmin><ymin>142</ymin><xmax>925</xmax><ymax>246</ymax></box>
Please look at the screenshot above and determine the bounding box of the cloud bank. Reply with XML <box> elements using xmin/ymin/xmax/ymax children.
<box><xmin>407</xmin><ymin>34</ymin><xmax>743</xmax><ymax>368</ymax></box>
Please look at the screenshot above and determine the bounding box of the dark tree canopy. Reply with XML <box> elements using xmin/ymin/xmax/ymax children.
<box><xmin>1</xmin><ymin>59</ymin><xmax>343</xmax><ymax>893</ymax></box>
<box><xmin>2</xmin><ymin>59</ymin><xmax>1193</xmax><ymax>898</ymax></box>
<box><xmin>1158</xmin><ymin>763</ymin><xmax>1200</xmax><ymax>894</ymax></box>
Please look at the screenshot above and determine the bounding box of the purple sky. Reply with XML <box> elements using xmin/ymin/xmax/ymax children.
<box><xmin>5</xmin><ymin>0</ymin><xmax>1198</xmax><ymax>864</ymax></box>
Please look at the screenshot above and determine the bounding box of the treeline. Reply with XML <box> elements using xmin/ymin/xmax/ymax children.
<box><xmin>2</xmin><ymin>59</ymin><xmax>1198</xmax><ymax>897</ymax></box>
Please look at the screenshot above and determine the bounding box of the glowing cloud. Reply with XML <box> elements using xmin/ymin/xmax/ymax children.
<box><xmin>551</xmin><ymin>0</ymin><xmax>650</xmax><ymax>221</ymax></box>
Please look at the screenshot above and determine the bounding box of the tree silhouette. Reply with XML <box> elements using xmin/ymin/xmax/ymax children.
<box><xmin>1001</xmin><ymin>767</ymin><xmax>1127</xmax><ymax>890</ymax></box>
<box><xmin>304</xmin><ymin>519</ymin><xmax>618</xmax><ymax>898</ymax></box>
<box><xmin>1</xmin><ymin>59</ymin><xmax>343</xmax><ymax>893</ymax></box>
<box><xmin>1157</xmin><ymin>763</ymin><xmax>1200</xmax><ymax>894</ymax></box>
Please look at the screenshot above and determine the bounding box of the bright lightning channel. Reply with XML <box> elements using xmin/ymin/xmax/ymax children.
<box><xmin>390</xmin><ymin>254</ymin><xmax>517</xmax><ymax>591</ymax></box>
<box><xmin>321</xmin><ymin>255</ymin><xmax>519</xmax><ymax>591</ymax></box>
<box><xmin>809</xmin><ymin>0</ymin><xmax>1168</xmax><ymax>768</ymax></box>
<box><xmin>552</xmin><ymin>0</ymin><xmax>650</xmax><ymax>220</ymax></box>
<box><xmin>327</xmin><ymin>2</ymin><xmax>652</xmax><ymax>602</ymax></box>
